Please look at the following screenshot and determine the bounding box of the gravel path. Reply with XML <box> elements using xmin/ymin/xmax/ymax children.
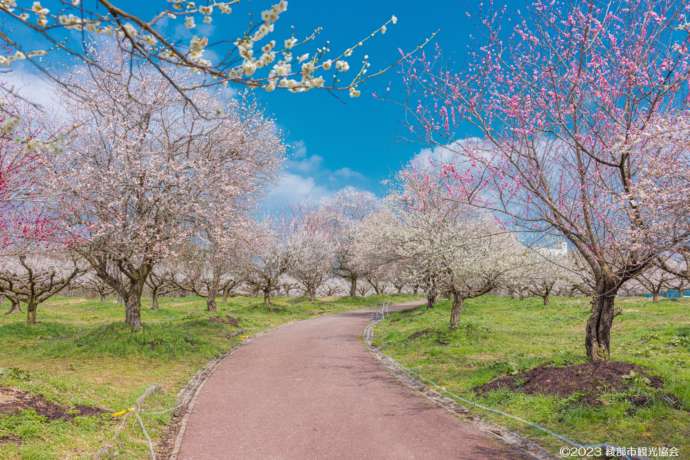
<box><xmin>177</xmin><ymin>302</ymin><xmax>526</xmax><ymax>459</ymax></box>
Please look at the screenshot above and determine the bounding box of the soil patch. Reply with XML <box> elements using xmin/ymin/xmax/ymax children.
<box><xmin>0</xmin><ymin>387</ymin><xmax>106</xmax><ymax>421</ymax></box>
<box><xmin>209</xmin><ymin>315</ymin><xmax>240</xmax><ymax>327</ymax></box>
<box><xmin>476</xmin><ymin>362</ymin><xmax>662</xmax><ymax>405</ymax></box>
<box><xmin>250</xmin><ymin>304</ymin><xmax>287</xmax><ymax>313</ymax></box>
<box><xmin>0</xmin><ymin>434</ymin><xmax>21</xmax><ymax>445</ymax></box>
<box><xmin>407</xmin><ymin>328</ymin><xmax>434</xmax><ymax>340</ymax></box>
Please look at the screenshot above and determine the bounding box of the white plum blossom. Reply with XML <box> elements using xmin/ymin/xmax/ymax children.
<box><xmin>49</xmin><ymin>47</ymin><xmax>284</xmax><ymax>330</ymax></box>
<box><xmin>0</xmin><ymin>0</ymin><xmax>403</xmax><ymax>96</ymax></box>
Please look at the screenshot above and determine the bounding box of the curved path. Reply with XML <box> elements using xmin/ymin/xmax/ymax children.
<box><xmin>176</xmin><ymin>302</ymin><xmax>528</xmax><ymax>459</ymax></box>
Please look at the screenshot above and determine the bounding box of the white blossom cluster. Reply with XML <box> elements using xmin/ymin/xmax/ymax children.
<box><xmin>0</xmin><ymin>0</ymin><xmax>399</xmax><ymax>95</ymax></box>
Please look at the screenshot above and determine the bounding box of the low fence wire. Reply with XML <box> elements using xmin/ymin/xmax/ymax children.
<box><xmin>365</xmin><ymin>305</ymin><xmax>639</xmax><ymax>460</ymax></box>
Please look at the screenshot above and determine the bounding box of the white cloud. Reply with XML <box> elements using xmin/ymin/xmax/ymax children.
<box><xmin>333</xmin><ymin>167</ymin><xmax>365</xmax><ymax>180</ymax></box>
<box><xmin>408</xmin><ymin>137</ymin><xmax>491</xmax><ymax>172</ymax></box>
<box><xmin>263</xmin><ymin>172</ymin><xmax>330</xmax><ymax>211</ymax></box>
<box><xmin>262</xmin><ymin>140</ymin><xmax>374</xmax><ymax>214</ymax></box>
<box><xmin>291</xmin><ymin>140</ymin><xmax>307</xmax><ymax>159</ymax></box>
<box><xmin>286</xmin><ymin>154</ymin><xmax>323</xmax><ymax>174</ymax></box>
<box><xmin>0</xmin><ymin>68</ymin><xmax>65</xmax><ymax>118</ymax></box>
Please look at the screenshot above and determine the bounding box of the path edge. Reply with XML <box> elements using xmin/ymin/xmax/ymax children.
<box><xmin>159</xmin><ymin>302</ymin><xmax>402</xmax><ymax>459</ymax></box>
<box><xmin>159</xmin><ymin>321</ymin><xmax>298</xmax><ymax>460</ymax></box>
<box><xmin>363</xmin><ymin>306</ymin><xmax>555</xmax><ymax>460</ymax></box>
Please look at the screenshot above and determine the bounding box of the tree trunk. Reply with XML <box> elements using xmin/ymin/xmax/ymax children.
<box><xmin>449</xmin><ymin>291</ymin><xmax>464</xmax><ymax>329</ymax></box>
<box><xmin>124</xmin><ymin>279</ymin><xmax>145</xmax><ymax>331</ymax></box>
<box><xmin>307</xmin><ymin>287</ymin><xmax>316</xmax><ymax>301</ymax></box>
<box><xmin>426</xmin><ymin>287</ymin><xmax>437</xmax><ymax>310</ymax></box>
<box><xmin>99</xmin><ymin>293</ymin><xmax>107</xmax><ymax>303</ymax></box>
<box><xmin>26</xmin><ymin>300</ymin><xmax>38</xmax><ymax>325</ymax></box>
<box><xmin>91</xmin><ymin>261</ymin><xmax>148</xmax><ymax>330</ymax></box>
<box><xmin>207</xmin><ymin>288</ymin><xmax>218</xmax><ymax>312</ymax></box>
<box><xmin>5</xmin><ymin>297</ymin><xmax>22</xmax><ymax>315</ymax></box>
<box><xmin>652</xmin><ymin>292</ymin><xmax>660</xmax><ymax>302</ymax></box>
<box><xmin>349</xmin><ymin>276</ymin><xmax>357</xmax><ymax>297</ymax></box>
<box><xmin>263</xmin><ymin>288</ymin><xmax>271</xmax><ymax>306</ymax></box>
<box><xmin>151</xmin><ymin>289</ymin><xmax>160</xmax><ymax>310</ymax></box>
<box><xmin>207</xmin><ymin>270</ymin><xmax>220</xmax><ymax>312</ymax></box>
<box><xmin>413</xmin><ymin>285</ymin><xmax>419</xmax><ymax>295</ymax></box>
<box><xmin>542</xmin><ymin>293</ymin><xmax>550</xmax><ymax>305</ymax></box>
<box><xmin>585</xmin><ymin>280</ymin><xmax>618</xmax><ymax>362</ymax></box>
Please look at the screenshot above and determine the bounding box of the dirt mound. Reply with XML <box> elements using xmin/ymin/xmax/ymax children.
<box><xmin>0</xmin><ymin>387</ymin><xmax>106</xmax><ymax>421</ymax></box>
<box><xmin>209</xmin><ymin>315</ymin><xmax>240</xmax><ymax>326</ymax></box>
<box><xmin>407</xmin><ymin>328</ymin><xmax>434</xmax><ymax>340</ymax></box>
<box><xmin>0</xmin><ymin>434</ymin><xmax>21</xmax><ymax>445</ymax></box>
<box><xmin>476</xmin><ymin>362</ymin><xmax>663</xmax><ymax>404</ymax></box>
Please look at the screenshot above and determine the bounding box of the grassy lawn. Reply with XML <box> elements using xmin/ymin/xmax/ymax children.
<box><xmin>0</xmin><ymin>294</ymin><xmax>414</xmax><ymax>460</ymax></box>
<box><xmin>373</xmin><ymin>295</ymin><xmax>690</xmax><ymax>458</ymax></box>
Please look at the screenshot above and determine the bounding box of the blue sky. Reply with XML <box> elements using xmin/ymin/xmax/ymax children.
<box><xmin>4</xmin><ymin>0</ymin><xmax>498</xmax><ymax>211</ymax></box>
<box><xmin>256</xmin><ymin>0</ymin><xmax>485</xmax><ymax>210</ymax></box>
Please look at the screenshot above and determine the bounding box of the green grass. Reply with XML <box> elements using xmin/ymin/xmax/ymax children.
<box><xmin>0</xmin><ymin>293</ymin><xmax>415</xmax><ymax>460</ymax></box>
<box><xmin>373</xmin><ymin>295</ymin><xmax>690</xmax><ymax>458</ymax></box>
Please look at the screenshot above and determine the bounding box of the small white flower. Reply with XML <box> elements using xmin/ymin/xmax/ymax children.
<box><xmin>262</xmin><ymin>40</ymin><xmax>276</xmax><ymax>53</ymax></box>
<box><xmin>227</xmin><ymin>68</ymin><xmax>242</xmax><ymax>79</ymax></box>
<box><xmin>391</xmin><ymin>15</ymin><xmax>398</xmax><ymax>24</ymax></box>
<box><xmin>275</xmin><ymin>0</ymin><xmax>288</xmax><ymax>13</ymax></box>
<box><xmin>321</xmin><ymin>59</ymin><xmax>332</xmax><ymax>70</ymax></box>
<box><xmin>335</xmin><ymin>60</ymin><xmax>349</xmax><ymax>72</ymax></box>
<box><xmin>122</xmin><ymin>23</ymin><xmax>138</xmax><ymax>37</ymax></box>
<box><xmin>349</xmin><ymin>87</ymin><xmax>361</xmax><ymax>98</ymax></box>
<box><xmin>310</xmin><ymin>76</ymin><xmax>325</xmax><ymax>88</ymax></box>
<box><xmin>284</xmin><ymin>37</ymin><xmax>298</xmax><ymax>49</ymax></box>
<box><xmin>242</xmin><ymin>60</ymin><xmax>257</xmax><ymax>75</ymax></box>
<box><xmin>239</xmin><ymin>46</ymin><xmax>253</xmax><ymax>60</ymax></box>
<box><xmin>261</xmin><ymin>10</ymin><xmax>277</xmax><ymax>23</ymax></box>
<box><xmin>273</xmin><ymin>61</ymin><xmax>291</xmax><ymax>76</ymax></box>
<box><xmin>301</xmin><ymin>61</ymin><xmax>315</xmax><ymax>76</ymax></box>
<box><xmin>253</xmin><ymin>23</ymin><xmax>273</xmax><ymax>41</ymax></box>
<box><xmin>184</xmin><ymin>16</ymin><xmax>196</xmax><ymax>29</ymax></box>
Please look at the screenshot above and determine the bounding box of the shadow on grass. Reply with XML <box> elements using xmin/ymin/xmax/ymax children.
<box><xmin>16</xmin><ymin>318</ymin><xmax>240</xmax><ymax>360</ymax></box>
